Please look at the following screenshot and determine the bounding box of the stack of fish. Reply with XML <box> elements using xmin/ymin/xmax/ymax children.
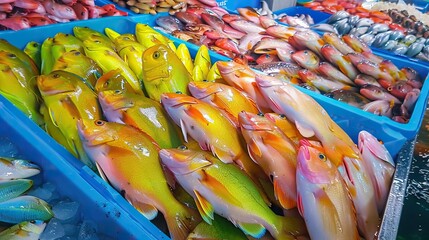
<box><xmin>325</xmin><ymin>10</ymin><xmax>429</xmax><ymax>62</ymax></box>
<box><xmin>0</xmin><ymin>157</ymin><xmax>53</xmax><ymax>239</ymax></box>
<box><xmin>301</xmin><ymin>0</ymin><xmax>385</xmax><ymax>15</ymax></box>
<box><xmin>0</xmin><ymin>0</ymin><xmax>128</xmax><ymax>31</ymax></box>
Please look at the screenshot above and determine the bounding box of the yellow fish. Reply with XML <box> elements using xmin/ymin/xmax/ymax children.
<box><xmin>175</xmin><ymin>43</ymin><xmax>193</xmax><ymax>74</ymax></box>
<box><xmin>192</xmin><ymin>45</ymin><xmax>210</xmax><ymax>81</ymax></box>
<box><xmin>78</xmin><ymin>120</ymin><xmax>201</xmax><ymax>240</ymax></box>
<box><xmin>142</xmin><ymin>44</ymin><xmax>192</xmax><ymax>101</ymax></box>
<box><xmin>94</xmin><ymin>69</ymin><xmax>138</xmax><ymax>94</ymax></box>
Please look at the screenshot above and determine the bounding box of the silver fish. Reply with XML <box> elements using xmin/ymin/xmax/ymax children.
<box><xmin>367</xmin><ymin>23</ymin><xmax>389</xmax><ymax>34</ymax></box>
<box><xmin>0</xmin><ymin>157</ymin><xmax>40</xmax><ymax>180</ymax></box>
<box><xmin>156</xmin><ymin>16</ymin><xmax>184</xmax><ymax>32</ymax></box>
<box><xmin>405</xmin><ymin>42</ymin><xmax>424</xmax><ymax>57</ymax></box>
<box><xmin>356</xmin><ymin>18</ymin><xmax>374</xmax><ymax>28</ymax></box>
<box><xmin>327</xmin><ymin>11</ymin><xmax>350</xmax><ymax>24</ymax></box>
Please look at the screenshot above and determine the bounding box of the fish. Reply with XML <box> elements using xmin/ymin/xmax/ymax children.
<box><xmin>0</xmin><ymin>196</ymin><xmax>53</xmax><ymax>224</ymax></box>
<box><xmin>160</xmin><ymin>93</ymin><xmax>272</xmax><ymax>204</ymax></box>
<box><xmin>135</xmin><ymin>23</ymin><xmax>173</xmax><ymax>49</ymax></box>
<box><xmin>0</xmin><ymin>157</ymin><xmax>40</xmax><ymax>180</ymax></box>
<box><xmin>205</xmin><ymin>64</ymin><xmax>225</xmax><ymax>83</ymax></box>
<box><xmin>292</xmin><ymin>30</ymin><xmax>326</xmax><ymax>56</ymax></box>
<box><xmin>175</xmin><ymin>11</ymin><xmax>202</xmax><ymax>25</ymax></box>
<box><xmin>94</xmin><ymin>69</ymin><xmax>138</xmax><ymax>94</ymax></box>
<box><xmin>354</xmin><ymin>74</ymin><xmax>382</xmax><ymax>87</ymax></box>
<box><xmin>73</xmin><ymin>26</ymin><xmax>115</xmax><ymax>50</ymax></box>
<box><xmin>282</xmin><ymin>15</ymin><xmax>310</xmax><ymax>28</ymax></box>
<box><xmin>0</xmin><ymin>220</ymin><xmax>46</xmax><ymax>240</ymax></box>
<box><xmin>237</xmin><ymin>7</ymin><xmax>260</xmax><ymax>25</ymax></box>
<box><xmin>42</xmin><ymin>0</ymin><xmax>77</xmax><ymax>20</ymax></box>
<box><xmin>322</xmin><ymin>32</ymin><xmax>355</xmax><ymax>55</ymax></box>
<box><xmin>216</xmin><ymin>61</ymin><xmax>271</xmax><ymax>113</ymax></box>
<box><xmin>255</xmin><ymin>74</ymin><xmax>360</xmax><ymax>166</ymax></box>
<box><xmin>0</xmin><ymin>179</ymin><xmax>33</xmax><ymax>202</ymax></box>
<box><xmin>265</xmin><ymin>25</ymin><xmax>298</xmax><ymax>39</ymax></box>
<box><xmin>291</xmin><ymin>50</ymin><xmax>320</xmax><ymax>72</ymax></box>
<box><xmin>388</xmin><ymin>81</ymin><xmax>413</xmax><ymax>100</ymax></box>
<box><xmin>362</xmin><ymin>100</ymin><xmax>394</xmax><ymax>117</ymax></box>
<box><xmin>0</xmin><ymin>52</ymin><xmax>43</xmax><ymax>126</ymax></box>
<box><xmin>298</xmin><ymin>69</ymin><xmax>356</xmax><ymax>93</ymax></box>
<box><xmin>324</xmin><ymin>89</ymin><xmax>371</xmax><ymax>108</ymax></box>
<box><xmin>193</xmin><ymin>45</ymin><xmax>211</xmax><ymax>82</ymax></box>
<box><xmin>256</xmin><ymin>54</ymin><xmax>279</xmax><ymax>65</ymax></box>
<box><xmin>252</xmin><ymin>62</ymin><xmax>301</xmax><ymax>78</ymax></box>
<box><xmin>51</xmin><ymin>32</ymin><xmax>84</xmax><ymax>64</ymax></box>
<box><xmin>187</xmin><ymin>216</ymin><xmax>247</xmax><ymax>240</ymax></box>
<box><xmin>320</xmin><ymin>44</ymin><xmax>358</xmax><ymax>80</ymax></box>
<box><xmin>23</xmin><ymin>41</ymin><xmax>41</xmax><ymax>69</ymax></box>
<box><xmin>0</xmin><ymin>16</ymin><xmax>31</xmax><ymax>31</ymax></box>
<box><xmin>264</xmin><ymin>113</ymin><xmax>303</xmax><ymax>146</ymax></box>
<box><xmin>401</xmin><ymin>88</ymin><xmax>420</xmax><ymax>114</ymax></box>
<box><xmin>342</xmin><ymin>34</ymin><xmax>372</xmax><ymax>53</ymax></box>
<box><xmin>215</xmin><ymin>38</ymin><xmax>241</xmax><ymax>55</ymax></box>
<box><xmin>77</xmin><ymin>120</ymin><xmax>201</xmax><ymax>240</ymax></box>
<box><xmin>401</xmin><ymin>67</ymin><xmax>422</xmax><ymax>89</ymax></box>
<box><xmin>239</xmin><ymin>112</ymin><xmax>297</xmax><ymax>209</ymax></box>
<box><xmin>156</xmin><ymin>15</ymin><xmax>184</xmax><ymax>32</ymax></box>
<box><xmin>37</xmin><ymin>70</ymin><xmax>102</xmax><ymax>169</ymax></box>
<box><xmin>176</xmin><ymin>43</ymin><xmax>194</xmax><ymax>74</ymax></box>
<box><xmin>0</xmin><ymin>39</ymin><xmax>38</xmax><ymax>75</ymax></box>
<box><xmin>318</xmin><ymin>62</ymin><xmax>355</xmax><ymax>86</ymax></box>
<box><xmin>229</xmin><ymin>19</ymin><xmax>266</xmax><ymax>34</ymax></box>
<box><xmin>40</xmin><ymin>37</ymin><xmax>55</xmax><ymax>75</ymax></box>
<box><xmin>188</xmin><ymin>81</ymin><xmax>259</xmax><ymax>127</ymax></box>
<box><xmin>83</xmin><ymin>38</ymin><xmax>143</xmax><ymax>94</ymax></box>
<box><xmin>142</xmin><ymin>44</ymin><xmax>192</xmax><ymax>101</ymax></box>
<box><xmin>259</xmin><ymin>15</ymin><xmax>278</xmax><ymax>29</ymax></box>
<box><xmin>52</xmin><ymin>50</ymin><xmax>102</xmax><ymax>87</ymax></box>
<box><xmin>237</xmin><ymin>33</ymin><xmax>267</xmax><ymax>54</ymax></box>
<box><xmin>159</xmin><ymin>148</ymin><xmax>307</xmax><ymax>239</ymax></box>
<box><xmin>296</xmin><ymin>140</ymin><xmax>359</xmax><ymax>240</ymax></box>
<box><xmin>360</xmin><ymin>84</ymin><xmax>401</xmax><ymax>104</ymax></box>
<box><xmin>358</xmin><ymin>130</ymin><xmax>395</xmax><ymax>214</ymax></box>
<box><xmin>98</xmin><ymin>90</ymin><xmax>182</xmax><ymax>149</ymax></box>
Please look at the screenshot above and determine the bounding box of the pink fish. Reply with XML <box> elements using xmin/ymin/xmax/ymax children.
<box><xmin>354</xmin><ymin>74</ymin><xmax>381</xmax><ymax>87</ymax></box>
<box><xmin>27</xmin><ymin>15</ymin><xmax>54</xmax><ymax>26</ymax></box>
<box><xmin>239</xmin><ymin>112</ymin><xmax>297</xmax><ymax>209</ymax></box>
<box><xmin>33</xmin><ymin>2</ymin><xmax>46</xmax><ymax>14</ymax></box>
<box><xmin>216</xmin><ymin>61</ymin><xmax>271</xmax><ymax>113</ymax></box>
<box><xmin>256</xmin><ymin>54</ymin><xmax>279</xmax><ymax>65</ymax></box>
<box><xmin>342</xmin><ymin>34</ymin><xmax>372</xmax><ymax>53</ymax></box>
<box><xmin>0</xmin><ymin>3</ymin><xmax>12</xmax><ymax>12</ymax></box>
<box><xmin>14</xmin><ymin>0</ymin><xmax>39</xmax><ymax>10</ymax></box>
<box><xmin>175</xmin><ymin>12</ymin><xmax>202</xmax><ymax>25</ymax></box>
<box><xmin>229</xmin><ymin>19</ymin><xmax>265</xmax><ymax>34</ymax></box>
<box><xmin>320</xmin><ymin>44</ymin><xmax>358</xmax><ymax>80</ymax></box>
<box><xmin>401</xmin><ymin>67</ymin><xmax>422</xmax><ymax>89</ymax></box>
<box><xmin>298</xmin><ymin>69</ymin><xmax>356</xmax><ymax>93</ymax></box>
<box><xmin>362</xmin><ymin>100</ymin><xmax>394</xmax><ymax>117</ymax></box>
<box><xmin>322</xmin><ymin>32</ymin><xmax>354</xmax><ymax>55</ymax></box>
<box><xmin>255</xmin><ymin>74</ymin><xmax>360</xmax><ymax>167</ymax></box>
<box><xmin>276</xmin><ymin>48</ymin><xmax>295</xmax><ymax>63</ymax></box>
<box><xmin>237</xmin><ymin>7</ymin><xmax>260</xmax><ymax>25</ymax></box>
<box><xmin>291</xmin><ymin>50</ymin><xmax>320</xmax><ymax>72</ymax></box>
<box><xmin>265</xmin><ymin>25</ymin><xmax>298</xmax><ymax>39</ymax></box>
<box><xmin>296</xmin><ymin>140</ymin><xmax>359</xmax><ymax>240</ymax></box>
<box><xmin>361</xmin><ymin>51</ymin><xmax>383</xmax><ymax>64</ymax></box>
<box><xmin>222</xmin><ymin>14</ymin><xmax>244</xmax><ymax>24</ymax></box>
<box><xmin>318</xmin><ymin>62</ymin><xmax>355</xmax><ymax>86</ymax></box>
<box><xmin>0</xmin><ymin>16</ymin><xmax>31</xmax><ymax>30</ymax></box>
<box><xmin>42</xmin><ymin>0</ymin><xmax>77</xmax><ymax>20</ymax></box>
<box><xmin>215</xmin><ymin>38</ymin><xmax>241</xmax><ymax>55</ymax></box>
<box><xmin>238</xmin><ymin>33</ymin><xmax>266</xmax><ymax>54</ymax></box>
<box><xmin>401</xmin><ymin>88</ymin><xmax>420</xmax><ymax>114</ymax></box>
<box><xmin>259</xmin><ymin>15</ymin><xmax>277</xmax><ymax>28</ymax></box>
<box><xmin>379</xmin><ymin>59</ymin><xmax>403</xmax><ymax>82</ymax></box>
<box><xmin>358</xmin><ymin>130</ymin><xmax>395</xmax><ymax>214</ymax></box>
<box><xmin>197</xmin><ymin>0</ymin><xmax>218</xmax><ymax>7</ymax></box>
<box><xmin>360</xmin><ymin>84</ymin><xmax>401</xmax><ymax>104</ymax></box>
<box><xmin>253</xmin><ymin>38</ymin><xmax>293</xmax><ymax>55</ymax></box>
<box><xmin>72</xmin><ymin>3</ymin><xmax>89</xmax><ymax>20</ymax></box>
<box><xmin>388</xmin><ymin>81</ymin><xmax>413</xmax><ymax>100</ymax></box>
<box><xmin>59</xmin><ymin>0</ymin><xmax>77</xmax><ymax>6</ymax></box>
<box><xmin>356</xmin><ymin>60</ymin><xmax>396</xmax><ymax>85</ymax></box>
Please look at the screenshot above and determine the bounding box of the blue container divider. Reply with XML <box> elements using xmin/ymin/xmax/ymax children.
<box><xmin>273</xmin><ymin>6</ymin><xmax>331</xmax><ymax>24</ymax></box>
<box><xmin>0</xmin><ymin>96</ymin><xmax>165</xmax><ymax>239</ymax></box>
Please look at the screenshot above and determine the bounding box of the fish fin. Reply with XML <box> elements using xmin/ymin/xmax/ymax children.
<box><xmin>184</xmin><ymin>105</ymin><xmax>210</xmax><ymax>126</ymax></box>
<box><xmin>247</xmin><ymin>139</ymin><xmax>262</xmax><ymax>162</ymax></box>
<box><xmin>194</xmin><ymin>190</ymin><xmax>214</xmax><ymax>224</ymax></box>
<box><xmin>127</xmin><ymin>197</ymin><xmax>159</xmax><ymax>220</ymax></box>
<box><xmin>365</xmin><ymin>139</ymin><xmax>394</xmax><ymax>166</ymax></box>
<box><xmin>314</xmin><ymin>188</ymin><xmax>342</xmax><ymax>235</ymax></box>
<box><xmin>105</xmin><ymin>28</ymin><xmax>121</xmax><ymax>41</ymax></box>
<box><xmin>211</xmin><ymin>146</ymin><xmax>234</xmax><ymax>164</ymax></box>
<box><xmin>162</xmin><ymin>163</ymin><xmax>176</xmax><ymax>189</ymax></box>
<box><xmin>294</xmin><ymin>120</ymin><xmax>315</xmax><ymax>138</ymax></box>
<box><xmin>179</xmin><ymin>119</ymin><xmax>188</xmax><ymax>143</ymax></box>
<box><xmin>61</xmin><ymin>96</ymin><xmax>81</xmax><ymax>120</ymax></box>
<box><xmin>297</xmin><ymin>192</ymin><xmax>304</xmax><ymax>217</ymax></box>
<box><xmin>238</xmin><ymin>223</ymin><xmax>266</xmax><ymax>238</ymax></box>
<box><xmin>200</xmin><ymin>169</ymin><xmax>241</xmax><ymax>206</ymax></box>
<box><xmin>274</xmin><ymin>177</ymin><xmax>296</xmax><ymax>209</ymax></box>
<box><xmin>96</xmin><ymin>162</ymin><xmax>110</xmax><ymax>184</ymax></box>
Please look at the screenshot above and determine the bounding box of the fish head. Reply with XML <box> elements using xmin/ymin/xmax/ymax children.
<box><xmin>160</xmin><ymin>92</ymin><xmax>199</xmax><ymax>122</ymax></box>
<box><xmin>0</xmin><ymin>50</ymin><xmax>21</xmax><ymax>65</ymax></box>
<box><xmin>73</xmin><ymin>26</ymin><xmax>96</xmax><ymax>40</ymax></box>
<box><xmin>238</xmin><ymin>111</ymin><xmax>273</xmax><ymax>131</ymax></box>
<box><xmin>52</xmin><ymin>33</ymin><xmax>82</xmax><ymax>46</ymax></box>
<box><xmin>95</xmin><ymin>69</ymin><xmax>135</xmax><ymax>93</ymax></box>
<box><xmin>292</xmin><ymin>50</ymin><xmax>319</xmax><ymax>68</ymax></box>
<box><xmin>159</xmin><ymin>147</ymin><xmax>212</xmax><ymax>175</ymax></box>
<box><xmin>188</xmin><ymin>81</ymin><xmax>223</xmax><ymax>99</ymax></box>
<box><xmin>360</xmin><ymin>84</ymin><xmax>386</xmax><ymax>98</ymax></box>
<box><xmin>216</xmin><ymin>61</ymin><xmax>254</xmax><ymax>83</ymax></box>
<box><xmin>297</xmin><ymin>69</ymin><xmax>317</xmax><ymax>83</ymax></box>
<box><xmin>222</xmin><ymin>14</ymin><xmax>244</xmax><ymax>24</ymax></box>
<box><xmin>37</xmin><ymin>70</ymin><xmax>79</xmax><ymax>95</ymax></box>
<box><xmin>21</xmin><ymin>220</ymin><xmax>47</xmax><ymax>234</ymax></box>
<box><xmin>82</xmin><ymin>36</ymin><xmax>112</xmax><ymax>51</ymax></box>
<box><xmin>142</xmin><ymin>44</ymin><xmax>171</xmax><ymax>82</ymax></box>
<box><xmin>77</xmin><ymin>119</ymin><xmax>118</xmax><ymax>147</ymax></box>
<box><xmin>320</xmin><ymin>44</ymin><xmax>341</xmax><ymax>57</ymax></box>
<box><xmin>1</xmin><ymin>157</ymin><xmax>41</xmax><ymax>177</ymax></box>
<box><xmin>358</xmin><ymin>131</ymin><xmax>395</xmax><ymax>166</ymax></box>
<box><xmin>98</xmin><ymin>89</ymin><xmax>134</xmax><ymax>113</ymax></box>
<box><xmin>297</xmin><ymin>141</ymin><xmax>336</xmax><ymax>184</ymax></box>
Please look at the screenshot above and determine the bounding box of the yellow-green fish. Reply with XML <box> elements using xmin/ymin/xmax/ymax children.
<box><xmin>175</xmin><ymin>43</ymin><xmax>193</xmax><ymax>74</ymax></box>
<box><xmin>159</xmin><ymin>148</ymin><xmax>307</xmax><ymax>239</ymax></box>
<box><xmin>0</xmin><ymin>220</ymin><xmax>46</xmax><ymax>240</ymax></box>
<box><xmin>0</xmin><ymin>179</ymin><xmax>33</xmax><ymax>202</ymax></box>
<box><xmin>73</xmin><ymin>26</ymin><xmax>115</xmax><ymax>50</ymax></box>
<box><xmin>192</xmin><ymin>45</ymin><xmax>211</xmax><ymax>81</ymax></box>
<box><xmin>0</xmin><ymin>39</ymin><xmax>39</xmax><ymax>75</ymax></box>
<box><xmin>113</xmin><ymin>34</ymin><xmax>146</xmax><ymax>81</ymax></box>
<box><xmin>40</xmin><ymin>37</ymin><xmax>54</xmax><ymax>75</ymax></box>
<box><xmin>104</xmin><ymin>27</ymin><xmax>121</xmax><ymax>41</ymax></box>
<box><xmin>135</xmin><ymin>23</ymin><xmax>172</xmax><ymax>49</ymax></box>
<box><xmin>187</xmin><ymin>216</ymin><xmax>247</xmax><ymax>240</ymax></box>
<box><xmin>77</xmin><ymin>120</ymin><xmax>201</xmax><ymax>240</ymax></box>
<box><xmin>0</xmin><ymin>52</ymin><xmax>43</xmax><ymax>126</ymax></box>
<box><xmin>39</xmin><ymin>102</ymin><xmax>70</xmax><ymax>150</ymax></box>
<box><xmin>142</xmin><ymin>44</ymin><xmax>192</xmax><ymax>101</ymax></box>
<box><xmin>83</xmin><ymin>38</ymin><xmax>143</xmax><ymax>94</ymax></box>
<box><xmin>51</xmin><ymin>32</ymin><xmax>84</xmax><ymax>64</ymax></box>
<box><xmin>23</xmin><ymin>41</ymin><xmax>41</xmax><ymax>69</ymax></box>
<box><xmin>94</xmin><ymin>69</ymin><xmax>138</xmax><ymax>94</ymax></box>
<box><xmin>206</xmin><ymin>64</ymin><xmax>224</xmax><ymax>83</ymax></box>
<box><xmin>99</xmin><ymin>90</ymin><xmax>182</xmax><ymax>149</ymax></box>
<box><xmin>37</xmin><ymin>70</ymin><xmax>102</xmax><ymax>169</ymax></box>
<box><xmin>52</xmin><ymin>50</ymin><xmax>102</xmax><ymax>87</ymax></box>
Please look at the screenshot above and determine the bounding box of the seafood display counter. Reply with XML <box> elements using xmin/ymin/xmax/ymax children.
<box><xmin>0</xmin><ymin>1</ymin><xmax>427</xmax><ymax>240</ymax></box>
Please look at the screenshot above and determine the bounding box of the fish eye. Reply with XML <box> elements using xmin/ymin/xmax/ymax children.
<box><xmin>257</xmin><ymin>112</ymin><xmax>264</xmax><ymax>116</ymax></box>
<box><xmin>153</xmin><ymin>51</ymin><xmax>160</xmax><ymax>59</ymax></box>
<box><xmin>32</xmin><ymin>43</ymin><xmax>38</xmax><ymax>47</ymax></box>
<box><xmin>387</xmin><ymin>87</ymin><xmax>393</xmax><ymax>91</ymax></box>
<box><xmin>318</xmin><ymin>153</ymin><xmax>327</xmax><ymax>162</ymax></box>
<box><xmin>53</xmin><ymin>73</ymin><xmax>60</xmax><ymax>78</ymax></box>
<box><xmin>124</xmin><ymin>37</ymin><xmax>130</xmax><ymax>40</ymax></box>
<box><xmin>30</xmin><ymin>220</ymin><xmax>36</xmax><ymax>223</ymax></box>
<box><xmin>114</xmin><ymin>90</ymin><xmax>122</xmax><ymax>94</ymax></box>
<box><xmin>175</xmin><ymin>91</ymin><xmax>182</xmax><ymax>94</ymax></box>
<box><xmin>7</xmin><ymin>53</ymin><xmax>16</xmax><ymax>58</ymax></box>
<box><xmin>74</xmin><ymin>51</ymin><xmax>81</xmax><ymax>56</ymax></box>
<box><xmin>95</xmin><ymin>120</ymin><xmax>105</xmax><ymax>126</ymax></box>
<box><xmin>94</xmin><ymin>40</ymin><xmax>101</xmax><ymax>43</ymax></box>
<box><xmin>279</xmin><ymin>114</ymin><xmax>287</xmax><ymax>119</ymax></box>
<box><xmin>203</xmin><ymin>79</ymin><xmax>209</xmax><ymax>82</ymax></box>
<box><xmin>178</xmin><ymin>145</ymin><xmax>188</xmax><ymax>150</ymax></box>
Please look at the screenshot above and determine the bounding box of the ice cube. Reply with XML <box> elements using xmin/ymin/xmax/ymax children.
<box><xmin>43</xmin><ymin>182</ymin><xmax>57</xmax><ymax>192</ymax></box>
<box><xmin>40</xmin><ymin>218</ymin><xmax>66</xmax><ymax>240</ymax></box>
<box><xmin>27</xmin><ymin>187</ymin><xmax>52</xmax><ymax>201</ymax></box>
<box><xmin>53</xmin><ymin>199</ymin><xmax>81</xmax><ymax>224</ymax></box>
<box><xmin>62</xmin><ymin>224</ymin><xmax>78</xmax><ymax>236</ymax></box>
<box><xmin>0</xmin><ymin>137</ymin><xmax>19</xmax><ymax>158</ymax></box>
<box><xmin>78</xmin><ymin>220</ymin><xmax>99</xmax><ymax>240</ymax></box>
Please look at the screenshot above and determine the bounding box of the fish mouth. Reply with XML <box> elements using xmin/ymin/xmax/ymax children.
<box><xmin>160</xmin><ymin>93</ymin><xmax>197</xmax><ymax>108</ymax></box>
<box><xmin>215</xmin><ymin>61</ymin><xmax>236</xmax><ymax>74</ymax></box>
<box><xmin>159</xmin><ymin>149</ymin><xmax>211</xmax><ymax>175</ymax></box>
<box><xmin>143</xmin><ymin>62</ymin><xmax>169</xmax><ymax>82</ymax></box>
<box><xmin>98</xmin><ymin>91</ymin><xmax>132</xmax><ymax>111</ymax></box>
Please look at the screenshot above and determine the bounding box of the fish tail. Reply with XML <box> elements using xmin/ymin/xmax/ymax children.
<box><xmin>164</xmin><ymin>205</ymin><xmax>202</xmax><ymax>240</ymax></box>
<box><xmin>270</xmin><ymin>215</ymin><xmax>308</xmax><ymax>240</ymax></box>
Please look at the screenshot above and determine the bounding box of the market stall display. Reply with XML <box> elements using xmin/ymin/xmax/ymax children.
<box><xmin>0</xmin><ymin>0</ymin><xmax>427</xmax><ymax>239</ymax></box>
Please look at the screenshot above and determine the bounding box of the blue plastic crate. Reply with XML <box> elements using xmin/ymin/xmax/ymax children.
<box><xmin>0</xmin><ymin>96</ymin><xmax>165</xmax><ymax>239</ymax></box>
<box><xmin>216</xmin><ymin>0</ymin><xmax>261</xmax><ymax>12</ymax></box>
<box><xmin>273</xmin><ymin>6</ymin><xmax>332</xmax><ymax>24</ymax></box>
<box><xmin>95</xmin><ymin>0</ymin><xmax>137</xmax><ymax>16</ymax></box>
